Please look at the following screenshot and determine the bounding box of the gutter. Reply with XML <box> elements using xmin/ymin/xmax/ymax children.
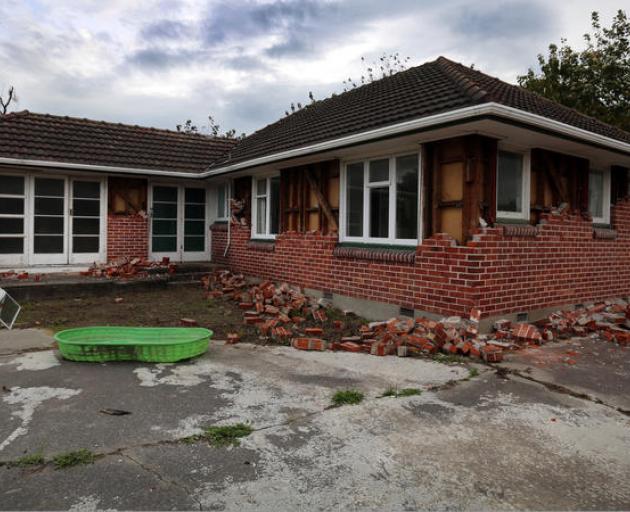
<box><xmin>2</xmin><ymin>103</ymin><xmax>629</xmax><ymax>179</ymax></box>
<box><xmin>202</xmin><ymin>103</ymin><xmax>630</xmax><ymax>177</ymax></box>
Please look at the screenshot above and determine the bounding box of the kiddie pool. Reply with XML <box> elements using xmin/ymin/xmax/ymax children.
<box><xmin>54</xmin><ymin>326</ymin><xmax>212</xmax><ymax>363</ymax></box>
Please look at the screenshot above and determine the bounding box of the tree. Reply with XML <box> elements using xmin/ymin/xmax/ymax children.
<box><xmin>0</xmin><ymin>85</ymin><xmax>17</xmax><ymax>115</ymax></box>
<box><xmin>518</xmin><ymin>10</ymin><xmax>630</xmax><ymax>131</ymax></box>
<box><xmin>284</xmin><ymin>53</ymin><xmax>412</xmax><ymax>116</ymax></box>
<box><xmin>176</xmin><ymin>115</ymin><xmax>244</xmax><ymax>139</ymax></box>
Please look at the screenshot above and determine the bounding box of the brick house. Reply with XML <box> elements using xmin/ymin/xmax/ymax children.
<box><xmin>2</xmin><ymin>56</ymin><xmax>630</xmax><ymax>327</ymax></box>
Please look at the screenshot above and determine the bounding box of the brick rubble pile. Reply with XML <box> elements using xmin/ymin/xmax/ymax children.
<box><xmin>204</xmin><ymin>270</ymin><xmax>630</xmax><ymax>363</ymax></box>
<box><xmin>81</xmin><ymin>257</ymin><xmax>176</xmax><ymax>279</ymax></box>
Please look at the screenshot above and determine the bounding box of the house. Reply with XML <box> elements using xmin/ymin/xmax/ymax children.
<box><xmin>2</xmin><ymin>56</ymin><xmax>630</xmax><ymax>328</ymax></box>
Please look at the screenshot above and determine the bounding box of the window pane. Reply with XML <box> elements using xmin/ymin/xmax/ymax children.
<box><xmin>217</xmin><ymin>184</ymin><xmax>226</xmax><ymax>217</ymax></box>
<box><xmin>34</xmin><ymin>216</ymin><xmax>64</xmax><ymax>235</ymax></box>
<box><xmin>270</xmin><ymin>177</ymin><xmax>280</xmax><ymax>234</ymax></box>
<box><xmin>35</xmin><ymin>178</ymin><xmax>64</xmax><ymax>197</ymax></box>
<box><xmin>0</xmin><ymin>218</ymin><xmax>23</xmax><ymax>234</ymax></box>
<box><xmin>73</xmin><ymin>181</ymin><xmax>100</xmax><ymax>199</ymax></box>
<box><xmin>153</xmin><ymin>186</ymin><xmax>178</xmax><ymax>202</ymax></box>
<box><xmin>0</xmin><ymin>237</ymin><xmax>23</xmax><ymax>254</ymax></box>
<box><xmin>346</xmin><ymin>162</ymin><xmax>364</xmax><ymax>237</ymax></box>
<box><xmin>184</xmin><ymin>236</ymin><xmax>205</xmax><ymax>252</ymax></box>
<box><xmin>34</xmin><ymin>235</ymin><xmax>64</xmax><ymax>254</ymax></box>
<box><xmin>185</xmin><ymin>204</ymin><xmax>205</xmax><ymax>219</ymax></box>
<box><xmin>185</xmin><ymin>188</ymin><xmax>205</xmax><ymax>203</ymax></box>
<box><xmin>152</xmin><ymin>236</ymin><xmax>177</xmax><ymax>252</ymax></box>
<box><xmin>0</xmin><ymin>198</ymin><xmax>24</xmax><ymax>215</ymax></box>
<box><xmin>73</xmin><ymin>218</ymin><xmax>99</xmax><ymax>235</ymax></box>
<box><xmin>257</xmin><ymin>178</ymin><xmax>267</xmax><ymax>196</ymax></box>
<box><xmin>256</xmin><ymin>197</ymin><xmax>267</xmax><ymax>235</ymax></box>
<box><xmin>370</xmin><ymin>187</ymin><xmax>389</xmax><ymax>238</ymax></box>
<box><xmin>153</xmin><ymin>203</ymin><xmax>178</xmax><ymax>219</ymax></box>
<box><xmin>369</xmin><ymin>159</ymin><xmax>389</xmax><ymax>182</ymax></box>
<box><xmin>153</xmin><ymin>220</ymin><xmax>177</xmax><ymax>235</ymax></box>
<box><xmin>73</xmin><ymin>236</ymin><xmax>99</xmax><ymax>253</ymax></box>
<box><xmin>497</xmin><ymin>151</ymin><xmax>523</xmax><ymax>213</ymax></box>
<box><xmin>396</xmin><ymin>155</ymin><xmax>419</xmax><ymax>239</ymax></box>
<box><xmin>73</xmin><ymin>199</ymin><xmax>100</xmax><ymax>217</ymax></box>
<box><xmin>35</xmin><ymin>197</ymin><xmax>64</xmax><ymax>215</ymax></box>
<box><xmin>185</xmin><ymin>220</ymin><xmax>205</xmax><ymax>236</ymax></box>
<box><xmin>0</xmin><ymin>176</ymin><xmax>24</xmax><ymax>195</ymax></box>
<box><xmin>589</xmin><ymin>171</ymin><xmax>604</xmax><ymax>219</ymax></box>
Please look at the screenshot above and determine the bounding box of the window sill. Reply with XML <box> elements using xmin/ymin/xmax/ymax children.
<box><xmin>499</xmin><ymin>223</ymin><xmax>538</xmax><ymax>238</ymax></box>
<box><xmin>333</xmin><ymin>244</ymin><xmax>416</xmax><ymax>264</ymax></box>
<box><xmin>210</xmin><ymin>221</ymin><xmax>228</xmax><ymax>231</ymax></box>
<box><xmin>247</xmin><ymin>239</ymin><xmax>275</xmax><ymax>252</ymax></box>
<box><xmin>593</xmin><ymin>227</ymin><xmax>617</xmax><ymax>240</ymax></box>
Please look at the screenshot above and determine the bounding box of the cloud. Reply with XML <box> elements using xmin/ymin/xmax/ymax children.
<box><xmin>0</xmin><ymin>0</ymin><xmax>624</xmax><ymax>136</ymax></box>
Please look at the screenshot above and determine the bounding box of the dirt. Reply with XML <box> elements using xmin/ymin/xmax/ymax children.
<box><xmin>14</xmin><ymin>283</ymin><xmax>368</xmax><ymax>344</ymax></box>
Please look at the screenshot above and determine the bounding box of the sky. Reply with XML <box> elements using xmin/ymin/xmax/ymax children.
<box><xmin>0</xmin><ymin>0</ymin><xmax>623</xmax><ymax>135</ymax></box>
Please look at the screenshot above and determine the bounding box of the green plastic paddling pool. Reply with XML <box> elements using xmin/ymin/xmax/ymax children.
<box><xmin>54</xmin><ymin>326</ymin><xmax>212</xmax><ymax>363</ymax></box>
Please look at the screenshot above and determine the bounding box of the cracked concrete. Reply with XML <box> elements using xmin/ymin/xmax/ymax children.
<box><xmin>1</xmin><ymin>331</ymin><xmax>629</xmax><ymax>510</ymax></box>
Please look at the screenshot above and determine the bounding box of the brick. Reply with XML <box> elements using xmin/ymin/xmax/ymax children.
<box><xmin>226</xmin><ymin>333</ymin><xmax>241</xmax><ymax>344</ymax></box>
<box><xmin>180</xmin><ymin>318</ymin><xmax>198</xmax><ymax>327</ymax></box>
<box><xmin>291</xmin><ymin>338</ymin><xmax>327</xmax><ymax>351</ymax></box>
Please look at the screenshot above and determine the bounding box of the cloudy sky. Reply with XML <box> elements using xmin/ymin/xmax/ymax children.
<box><xmin>0</xmin><ymin>0</ymin><xmax>622</xmax><ymax>135</ymax></box>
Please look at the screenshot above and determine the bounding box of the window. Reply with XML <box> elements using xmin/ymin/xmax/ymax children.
<box><xmin>217</xmin><ymin>182</ymin><xmax>230</xmax><ymax>220</ymax></box>
<box><xmin>0</xmin><ymin>175</ymin><xmax>26</xmax><ymax>255</ymax></box>
<box><xmin>341</xmin><ymin>153</ymin><xmax>420</xmax><ymax>244</ymax></box>
<box><xmin>589</xmin><ymin>169</ymin><xmax>611</xmax><ymax>224</ymax></box>
<box><xmin>252</xmin><ymin>175</ymin><xmax>280</xmax><ymax>238</ymax></box>
<box><xmin>496</xmin><ymin>149</ymin><xmax>530</xmax><ymax>220</ymax></box>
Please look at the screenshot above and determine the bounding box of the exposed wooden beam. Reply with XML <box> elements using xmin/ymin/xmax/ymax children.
<box><xmin>304</xmin><ymin>166</ymin><xmax>338</xmax><ymax>232</ymax></box>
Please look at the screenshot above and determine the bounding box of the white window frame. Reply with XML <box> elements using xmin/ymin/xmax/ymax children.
<box><xmin>496</xmin><ymin>147</ymin><xmax>531</xmax><ymax>221</ymax></box>
<box><xmin>216</xmin><ymin>181</ymin><xmax>230</xmax><ymax>220</ymax></box>
<box><xmin>251</xmin><ymin>174</ymin><xmax>280</xmax><ymax>240</ymax></box>
<box><xmin>589</xmin><ymin>168</ymin><xmax>611</xmax><ymax>225</ymax></box>
<box><xmin>0</xmin><ymin>173</ymin><xmax>28</xmax><ymax>266</ymax></box>
<box><xmin>339</xmin><ymin>152</ymin><xmax>421</xmax><ymax>246</ymax></box>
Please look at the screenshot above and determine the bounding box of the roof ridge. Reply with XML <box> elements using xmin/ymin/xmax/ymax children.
<box><xmin>435</xmin><ymin>56</ymin><xmax>489</xmax><ymax>103</ymax></box>
<box><xmin>2</xmin><ymin>110</ymin><xmax>240</xmax><ymax>144</ymax></box>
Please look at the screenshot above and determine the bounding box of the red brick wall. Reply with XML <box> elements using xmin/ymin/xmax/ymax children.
<box><xmin>211</xmin><ymin>198</ymin><xmax>630</xmax><ymax>319</ymax></box>
<box><xmin>107</xmin><ymin>214</ymin><xmax>148</xmax><ymax>261</ymax></box>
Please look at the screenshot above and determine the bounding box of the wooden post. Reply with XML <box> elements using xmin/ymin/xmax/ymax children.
<box><xmin>304</xmin><ymin>166</ymin><xmax>339</xmax><ymax>232</ymax></box>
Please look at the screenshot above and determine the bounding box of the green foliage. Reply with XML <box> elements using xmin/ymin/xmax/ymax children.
<box><xmin>381</xmin><ymin>387</ymin><xmax>422</xmax><ymax>398</ymax></box>
<box><xmin>468</xmin><ymin>367</ymin><xmax>480</xmax><ymax>379</ymax></box>
<box><xmin>203</xmin><ymin>423</ymin><xmax>253</xmax><ymax>447</ymax></box>
<box><xmin>8</xmin><ymin>452</ymin><xmax>45</xmax><ymax>468</ymax></box>
<box><xmin>331</xmin><ymin>389</ymin><xmax>364</xmax><ymax>407</ymax></box>
<box><xmin>518</xmin><ymin>10</ymin><xmax>630</xmax><ymax>131</ymax></box>
<box><xmin>52</xmin><ymin>449</ymin><xmax>95</xmax><ymax>469</ymax></box>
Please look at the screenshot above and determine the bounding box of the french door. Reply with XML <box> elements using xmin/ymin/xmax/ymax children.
<box><xmin>0</xmin><ymin>173</ymin><xmax>105</xmax><ymax>267</ymax></box>
<box><xmin>149</xmin><ymin>184</ymin><xmax>209</xmax><ymax>262</ymax></box>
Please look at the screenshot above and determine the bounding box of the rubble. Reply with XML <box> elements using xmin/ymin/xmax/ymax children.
<box><xmin>80</xmin><ymin>257</ymin><xmax>176</xmax><ymax>279</ymax></box>
<box><xmin>203</xmin><ymin>270</ymin><xmax>630</xmax><ymax>364</ymax></box>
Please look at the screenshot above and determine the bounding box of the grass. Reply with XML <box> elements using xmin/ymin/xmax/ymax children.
<box><xmin>433</xmin><ymin>353</ymin><xmax>467</xmax><ymax>365</ymax></box>
<box><xmin>381</xmin><ymin>387</ymin><xmax>422</xmax><ymax>398</ymax></box>
<box><xmin>468</xmin><ymin>367</ymin><xmax>480</xmax><ymax>379</ymax></box>
<box><xmin>331</xmin><ymin>389</ymin><xmax>364</xmax><ymax>407</ymax></box>
<box><xmin>202</xmin><ymin>423</ymin><xmax>253</xmax><ymax>447</ymax></box>
<box><xmin>8</xmin><ymin>452</ymin><xmax>45</xmax><ymax>468</ymax></box>
<box><xmin>52</xmin><ymin>449</ymin><xmax>95</xmax><ymax>469</ymax></box>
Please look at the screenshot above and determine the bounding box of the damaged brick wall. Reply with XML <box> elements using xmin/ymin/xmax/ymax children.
<box><xmin>211</xmin><ymin>197</ymin><xmax>630</xmax><ymax>319</ymax></box>
<box><xmin>107</xmin><ymin>214</ymin><xmax>148</xmax><ymax>261</ymax></box>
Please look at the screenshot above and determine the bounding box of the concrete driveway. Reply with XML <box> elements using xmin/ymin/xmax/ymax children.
<box><xmin>1</xmin><ymin>330</ymin><xmax>629</xmax><ymax>511</ymax></box>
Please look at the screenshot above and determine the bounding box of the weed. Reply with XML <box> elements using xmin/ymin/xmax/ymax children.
<box><xmin>331</xmin><ymin>389</ymin><xmax>364</xmax><ymax>407</ymax></box>
<box><xmin>52</xmin><ymin>449</ymin><xmax>95</xmax><ymax>469</ymax></box>
<box><xmin>433</xmin><ymin>353</ymin><xmax>467</xmax><ymax>365</ymax></box>
<box><xmin>468</xmin><ymin>367</ymin><xmax>480</xmax><ymax>379</ymax></box>
<box><xmin>8</xmin><ymin>452</ymin><xmax>45</xmax><ymax>468</ymax></box>
<box><xmin>203</xmin><ymin>423</ymin><xmax>253</xmax><ymax>447</ymax></box>
<box><xmin>381</xmin><ymin>387</ymin><xmax>421</xmax><ymax>398</ymax></box>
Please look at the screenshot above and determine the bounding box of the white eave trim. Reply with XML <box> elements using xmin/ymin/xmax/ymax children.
<box><xmin>203</xmin><ymin>102</ymin><xmax>630</xmax><ymax>177</ymax></box>
<box><xmin>0</xmin><ymin>156</ymin><xmax>202</xmax><ymax>178</ymax></box>
<box><xmin>1</xmin><ymin>103</ymin><xmax>629</xmax><ymax>179</ymax></box>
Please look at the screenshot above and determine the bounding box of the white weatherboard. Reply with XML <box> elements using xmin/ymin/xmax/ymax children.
<box><xmin>0</xmin><ymin>288</ymin><xmax>21</xmax><ymax>329</ymax></box>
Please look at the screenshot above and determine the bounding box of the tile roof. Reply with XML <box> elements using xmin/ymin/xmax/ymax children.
<box><xmin>211</xmin><ymin>56</ymin><xmax>630</xmax><ymax>168</ymax></box>
<box><xmin>0</xmin><ymin>111</ymin><xmax>238</xmax><ymax>174</ymax></box>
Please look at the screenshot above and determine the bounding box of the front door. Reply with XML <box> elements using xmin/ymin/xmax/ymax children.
<box><xmin>149</xmin><ymin>184</ymin><xmax>209</xmax><ymax>263</ymax></box>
